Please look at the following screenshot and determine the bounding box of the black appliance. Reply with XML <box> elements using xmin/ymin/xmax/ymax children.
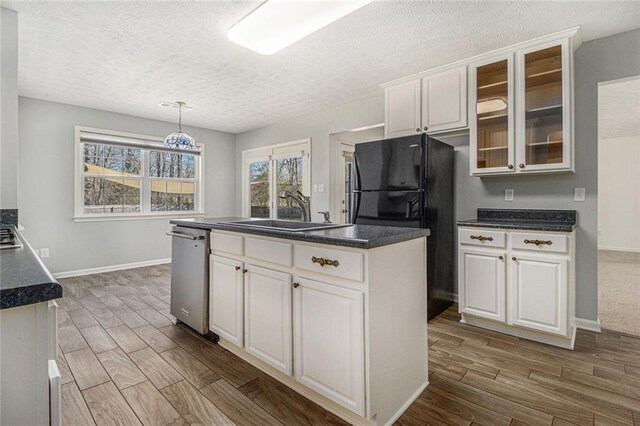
<box><xmin>353</xmin><ymin>133</ymin><xmax>454</xmax><ymax>319</ymax></box>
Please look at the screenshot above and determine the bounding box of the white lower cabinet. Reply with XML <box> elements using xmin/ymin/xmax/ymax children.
<box><xmin>293</xmin><ymin>277</ymin><xmax>365</xmax><ymax>416</ymax></box>
<box><xmin>244</xmin><ymin>265</ymin><xmax>293</xmax><ymax>375</ymax></box>
<box><xmin>209</xmin><ymin>232</ymin><xmax>429</xmax><ymax>425</ymax></box>
<box><xmin>209</xmin><ymin>255</ymin><xmax>244</xmax><ymax>347</ymax></box>
<box><xmin>510</xmin><ymin>254</ymin><xmax>568</xmax><ymax>336</ymax></box>
<box><xmin>458</xmin><ymin>226</ymin><xmax>575</xmax><ymax>349</ymax></box>
<box><xmin>458</xmin><ymin>249</ymin><xmax>506</xmax><ymax>322</ymax></box>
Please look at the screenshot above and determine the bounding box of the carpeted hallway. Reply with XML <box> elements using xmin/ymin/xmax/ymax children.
<box><xmin>599</xmin><ymin>250</ymin><xmax>640</xmax><ymax>336</ymax></box>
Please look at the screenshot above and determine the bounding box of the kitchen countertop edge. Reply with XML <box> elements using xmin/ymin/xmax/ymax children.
<box><xmin>0</xmin><ymin>226</ymin><xmax>62</xmax><ymax>310</ymax></box>
<box><xmin>170</xmin><ymin>218</ymin><xmax>430</xmax><ymax>249</ymax></box>
<box><xmin>457</xmin><ymin>220</ymin><xmax>576</xmax><ymax>232</ymax></box>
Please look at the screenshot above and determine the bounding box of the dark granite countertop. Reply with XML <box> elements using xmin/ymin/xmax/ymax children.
<box><xmin>0</xmin><ymin>226</ymin><xmax>63</xmax><ymax>310</ymax></box>
<box><xmin>170</xmin><ymin>217</ymin><xmax>430</xmax><ymax>249</ymax></box>
<box><xmin>457</xmin><ymin>209</ymin><xmax>577</xmax><ymax>232</ymax></box>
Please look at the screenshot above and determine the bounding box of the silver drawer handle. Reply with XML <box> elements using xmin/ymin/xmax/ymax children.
<box><xmin>166</xmin><ymin>231</ymin><xmax>204</xmax><ymax>241</ymax></box>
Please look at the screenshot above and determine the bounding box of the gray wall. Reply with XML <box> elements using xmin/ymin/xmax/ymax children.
<box><xmin>1</xmin><ymin>8</ymin><xmax>19</xmax><ymax>209</ymax></box>
<box><xmin>19</xmin><ymin>97</ymin><xmax>236</xmax><ymax>274</ymax></box>
<box><xmin>235</xmin><ymin>28</ymin><xmax>640</xmax><ymax>322</ymax></box>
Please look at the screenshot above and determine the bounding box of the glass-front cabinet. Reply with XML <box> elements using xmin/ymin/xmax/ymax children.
<box><xmin>517</xmin><ymin>40</ymin><xmax>571</xmax><ymax>172</ymax></box>
<box><xmin>470</xmin><ymin>34</ymin><xmax>574</xmax><ymax>176</ymax></box>
<box><xmin>470</xmin><ymin>54</ymin><xmax>514</xmax><ymax>174</ymax></box>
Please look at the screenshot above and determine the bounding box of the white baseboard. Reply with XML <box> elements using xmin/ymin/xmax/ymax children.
<box><xmin>598</xmin><ymin>245</ymin><xmax>640</xmax><ymax>253</ymax></box>
<box><xmin>575</xmin><ymin>317</ymin><xmax>602</xmax><ymax>333</ymax></box>
<box><xmin>384</xmin><ymin>380</ymin><xmax>429</xmax><ymax>426</ymax></box>
<box><xmin>54</xmin><ymin>258</ymin><xmax>171</xmax><ymax>279</ymax></box>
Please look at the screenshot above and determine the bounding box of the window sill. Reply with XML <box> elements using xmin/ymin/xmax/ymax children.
<box><xmin>73</xmin><ymin>212</ymin><xmax>205</xmax><ymax>223</ymax></box>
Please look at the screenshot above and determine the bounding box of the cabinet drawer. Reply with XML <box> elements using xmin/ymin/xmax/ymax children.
<box><xmin>459</xmin><ymin>229</ymin><xmax>506</xmax><ymax>248</ymax></box>
<box><xmin>511</xmin><ymin>232</ymin><xmax>568</xmax><ymax>254</ymax></box>
<box><xmin>245</xmin><ymin>237</ymin><xmax>293</xmax><ymax>267</ymax></box>
<box><xmin>294</xmin><ymin>244</ymin><xmax>364</xmax><ymax>282</ymax></box>
<box><xmin>211</xmin><ymin>232</ymin><xmax>244</xmax><ymax>256</ymax></box>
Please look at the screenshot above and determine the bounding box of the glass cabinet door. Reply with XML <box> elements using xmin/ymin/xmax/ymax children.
<box><xmin>519</xmin><ymin>43</ymin><xmax>567</xmax><ymax>169</ymax></box>
<box><xmin>473</xmin><ymin>57</ymin><xmax>513</xmax><ymax>173</ymax></box>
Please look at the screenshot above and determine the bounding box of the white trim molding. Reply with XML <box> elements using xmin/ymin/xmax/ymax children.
<box><xmin>54</xmin><ymin>258</ymin><xmax>171</xmax><ymax>279</ymax></box>
<box><xmin>575</xmin><ymin>317</ymin><xmax>602</xmax><ymax>333</ymax></box>
<box><xmin>598</xmin><ymin>245</ymin><xmax>640</xmax><ymax>253</ymax></box>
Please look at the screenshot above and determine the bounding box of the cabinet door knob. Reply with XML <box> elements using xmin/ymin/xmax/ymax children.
<box><xmin>242</xmin><ymin>268</ymin><xmax>248</xmax><ymax>273</ymax></box>
<box><xmin>519</xmin><ymin>163</ymin><xmax>525</xmax><ymax>169</ymax></box>
<box><xmin>499</xmin><ymin>256</ymin><xmax>503</xmax><ymax>260</ymax></box>
<box><xmin>235</xmin><ymin>266</ymin><xmax>241</xmax><ymax>271</ymax></box>
<box><xmin>512</xmin><ymin>257</ymin><xmax>517</xmax><ymax>261</ymax></box>
<box><xmin>416</xmin><ymin>128</ymin><xmax>421</xmax><ymax>132</ymax></box>
<box><xmin>293</xmin><ymin>282</ymin><xmax>300</xmax><ymax>289</ymax></box>
<box><xmin>508</xmin><ymin>164</ymin><xmax>514</xmax><ymax>169</ymax></box>
<box><xmin>423</xmin><ymin>126</ymin><xmax>428</xmax><ymax>131</ymax></box>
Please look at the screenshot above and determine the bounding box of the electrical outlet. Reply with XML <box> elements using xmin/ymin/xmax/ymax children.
<box><xmin>574</xmin><ymin>188</ymin><xmax>586</xmax><ymax>202</ymax></box>
<box><xmin>504</xmin><ymin>189</ymin><xmax>514</xmax><ymax>201</ymax></box>
<box><xmin>318</xmin><ymin>184</ymin><xmax>325</xmax><ymax>192</ymax></box>
<box><xmin>40</xmin><ymin>248</ymin><xmax>50</xmax><ymax>258</ymax></box>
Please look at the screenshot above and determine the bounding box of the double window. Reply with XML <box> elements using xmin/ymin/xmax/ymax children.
<box><xmin>242</xmin><ymin>139</ymin><xmax>310</xmax><ymax>221</ymax></box>
<box><xmin>75</xmin><ymin>127</ymin><xmax>204</xmax><ymax>220</ymax></box>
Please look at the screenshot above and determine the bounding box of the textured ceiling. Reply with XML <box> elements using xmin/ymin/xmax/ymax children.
<box><xmin>5</xmin><ymin>0</ymin><xmax>640</xmax><ymax>134</ymax></box>
<box><xmin>599</xmin><ymin>77</ymin><xmax>640</xmax><ymax>139</ymax></box>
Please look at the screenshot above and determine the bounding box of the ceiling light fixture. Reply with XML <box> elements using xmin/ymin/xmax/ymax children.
<box><xmin>164</xmin><ymin>101</ymin><xmax>196</xmax><ymax>150</ymax></box>
<box><xmin>227</xmin><ymin>0</ymin><xmax>375</xmax><ymax>55</ymax></box>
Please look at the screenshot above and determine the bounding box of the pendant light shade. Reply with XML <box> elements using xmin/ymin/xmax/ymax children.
<box><xmin>164</xmin><ymin>101</ymin><xmax>196</xmax><ymax>150</ymax></box>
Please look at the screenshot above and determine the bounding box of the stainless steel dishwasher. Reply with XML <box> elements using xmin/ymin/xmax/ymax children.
<box><xmin>167</xmin><ymin>226</ymin><xmax>209</xmax><ymax>334</ymax></box>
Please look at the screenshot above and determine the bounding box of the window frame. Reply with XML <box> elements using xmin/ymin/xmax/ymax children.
<box><xmin>74</xmin><ymin>126</ymin><xmax>205</xmax><ymax>222</ymax></box>
<box><xmin>241</xmin><ymin>138</ymin><xmax>311</xmax><ymax>219</ymax></box>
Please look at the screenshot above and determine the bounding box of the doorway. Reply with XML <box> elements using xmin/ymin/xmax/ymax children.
<box><xmin>597</xmin><ymin>75</ymin><xmax>640</xmax><ymax>336</ymax></box>
<box><xmin>330</xmin><ymin>124</ymin><xmax>384</xmax><ymax>224</ymax></box>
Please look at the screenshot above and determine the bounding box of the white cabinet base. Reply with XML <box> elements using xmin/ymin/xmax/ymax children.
<box><xmin>219</xmin><ymin>336</ymin><xmax>428</xmax><ymax>426</ymax></box>
<box><xmin>461</xmin><ymin>313</ymin><xmax>576</xmax><ymax>350</ymax></box>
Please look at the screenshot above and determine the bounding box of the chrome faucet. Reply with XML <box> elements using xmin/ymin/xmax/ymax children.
<box><xmin>278</xmin><ymin>190</ymin><xmax>311</xmax><ymax>222</ymax></box>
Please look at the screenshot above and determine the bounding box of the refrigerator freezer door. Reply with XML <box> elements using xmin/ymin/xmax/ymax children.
<box><xmin>353</xmin><ymin>191</ymin><xmax>423</xmax><ymax>227</ymax></box>
<box><xmin>354</xmin><ymin>135</ymin><xmax>424</xmax><ymax>191</ymax></box>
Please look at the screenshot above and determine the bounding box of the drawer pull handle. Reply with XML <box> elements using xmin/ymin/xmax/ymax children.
<box><xmin>470</xmin><ymin>235</ymin><xmax>494</xmax><ymax>242</ymax></box>
<box><xmin>312</xmin><ymin>256</ymin><xmax>340</xmax><ymax>267</ymax></box>
<box><xmin>524</xmin><ymin>239</ymin><xmax>553</xmax><ymax>246</ymax></box>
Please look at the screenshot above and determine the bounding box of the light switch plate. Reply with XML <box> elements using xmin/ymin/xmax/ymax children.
<box><xmin>504</xmin><ymin>189</ymin><xmax>514</xmax><ymax>201</ymax></box>
<box><xmin>40</xmin><ymin>248</ymin><xmax>50</xmax><ymax>258</ymax></box>
<box><xmin>318</xmin><ymin>184</ymin><xmax>325</xmax><ymax>192</ymax></box>
<box><xmin>574</xmin><ymin>188</ymin><xmax>586</xmax><ymax>202</ymax></box>
<box><xmin>313</xmin><ymin>184</ymin><xmax>318</xmax><ymax>192</ymax></box>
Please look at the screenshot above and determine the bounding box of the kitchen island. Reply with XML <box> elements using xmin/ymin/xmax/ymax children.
<box><xmin>171</xmin><ymin>217</ymin><xmax>430</xmax><ymax>426</ymax></box>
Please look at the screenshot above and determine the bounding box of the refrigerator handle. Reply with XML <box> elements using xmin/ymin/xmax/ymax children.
<box><xmin>353</xmin><ymin>153</ymin><xmax>361</xmax><ymax>192</ymax></box>
<box><xmin>352</xmin><ymin>191</ymin><xmax>361</xmax><ymax>224</ymax></box>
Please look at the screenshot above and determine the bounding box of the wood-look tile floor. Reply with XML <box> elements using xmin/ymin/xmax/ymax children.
<box><xmin>57</xmin><ymin>265</ymin><xmax>640</xmax><ymax>426</ymax></box>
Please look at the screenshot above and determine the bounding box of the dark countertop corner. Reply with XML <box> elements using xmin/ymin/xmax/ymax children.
<box><xmin>0</xmin><ymin>226</ymin><xmax>62</xmax><ymax>310</ymax></box>
<box><xmin>457</xmin><ymin>208</ymin><xmax>577</xmax><ymax>232</ymax></box>
<box><xmin>170</xmin><ymin>217</ymin><xmax>430</xmax><ymax>249</ymax></box>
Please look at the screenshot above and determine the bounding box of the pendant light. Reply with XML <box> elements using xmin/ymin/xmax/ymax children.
<box><xmin>164</xmin><ymin>101</ymin><xmax>196</xmax><ymax>150</ymax></box>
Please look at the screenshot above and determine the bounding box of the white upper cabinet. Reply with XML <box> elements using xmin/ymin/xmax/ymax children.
<box><xmin>422</xmin><ymin>66</ymin><xmax>468</xmax><ymax>133</ymax></box>
<box><xmin>384</xmin><ymin>67</ymin><xmax>468</xmax><ymax>138</ymax></box>
<box><xmin>515</xmin><ymin>39</ymin><xmax>572</xmax><ymax>173</ymax></box>
<box><xmin>385</xmin><ymin>79</ymin><xmax>422</xmax><ymax>138</ymax></box>
<box><xmin>244</xmin><ymin>264</ymin><xmax>293</xmax><ymax>375</ymax></box>
<box><xmin>469</xmin><ymin>29</ymin><xmax>578</xmax><ymax>176</ymax></box>
<box><xmin>209</xmin><ymin>255</ymin><xmax>244</xmax><ymax>348</ymax></box>
<box><xmin>469</xmin><ymin>53</ymin><xmax>516</xmax><ymax>175</ymax></box>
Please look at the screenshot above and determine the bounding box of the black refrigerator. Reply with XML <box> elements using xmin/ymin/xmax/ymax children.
<box><xmin>353</xmin><ymin>133</ymin><xmax>454</xmax><ymax>320</ymax></box>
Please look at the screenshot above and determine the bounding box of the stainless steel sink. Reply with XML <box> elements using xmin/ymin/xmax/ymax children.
<box><xmin>224</xmin><ymin>219</ymin><xmax>352</xmax><ymax>232</ymax></box>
